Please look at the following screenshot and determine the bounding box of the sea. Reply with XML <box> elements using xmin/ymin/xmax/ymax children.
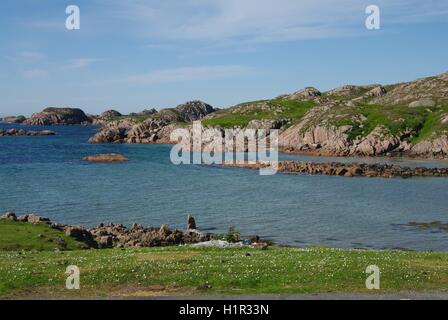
<box><xmin>1</xmin><ymin>123</ymin><xmax>448</xmax><ymax>251</ymax></box>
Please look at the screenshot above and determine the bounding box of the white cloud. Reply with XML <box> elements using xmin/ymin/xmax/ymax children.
<box><xmin>107</xmin><ymin>0</ymin><xmax>448</xmax><ymax>44</ymax></box>
<box><xmin>22</xmin><ymin>68</ymin><xmax>49</xmax><ymax>79</ymax></box>
<box><xmin>96</xmin><ymin>65</ymin><xmax>255</xmax><ymax>85</ymax></box>
<box><xmin>18</xmin><ymin>51</ymin><xmax>45</xmax><ymax>60</ymax></box>
<box><xmin>64</xmin><ymin>58</ymin><xmax>102</xmax><ymax>70</ymax></box>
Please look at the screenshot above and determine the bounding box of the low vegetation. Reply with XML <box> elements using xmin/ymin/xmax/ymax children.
<box><xmin>0</xmin><ymin>220</ymin><xmax>85</xmax><ymax>252</ymax></box>
<box><xmin>332</xmin><ymin>103</ymin><xmax>448</xmax><ymax>142</ymax></box>
<box><xmin>2</xmin><ymin>221</ymin><xmax>448</xmax><ymax>298</ymax></box>
<box><xmin>202</xmin><ymin>99</ymin><xmax>315</xmax><ymax>128</ymax></box>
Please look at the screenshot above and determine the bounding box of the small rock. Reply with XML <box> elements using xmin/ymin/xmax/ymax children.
<box><xmin>442</xmin><ymin>114</ymin><xmax>448</xmax><ymax>124</ymax></box>
<box><xmin>27</xmin><ymin>214</ymin><xmax>51</xmax><ymax>224</ymax></box>
<box><xmin>82</xmin><ymin>153</ymin><xmax>129</xmax><ymax>162</ymax></box>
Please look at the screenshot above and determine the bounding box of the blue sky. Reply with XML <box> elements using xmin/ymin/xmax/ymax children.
<box><xmin>0</xmin><ymin>0</ymin><xmax>447</xmax><ymax>116</ymax></box>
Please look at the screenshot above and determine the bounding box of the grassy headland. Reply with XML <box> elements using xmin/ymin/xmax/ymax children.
<box><xmin>1</xmin><ymin>220</ymin><xmax>448</xmax><ymax>298</ymax></box>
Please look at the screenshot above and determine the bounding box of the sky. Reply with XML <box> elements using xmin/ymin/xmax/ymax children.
<box><xmin>0</xmin><ymin>0</ymin><xmax>447</xmax><ymax>117</ymax></box>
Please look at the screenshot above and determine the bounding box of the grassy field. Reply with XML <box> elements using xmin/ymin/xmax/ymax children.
<box><xmin>2</xmin><ymin>220</ymin><xmax>448</xmax><ymax>298</ymax></box>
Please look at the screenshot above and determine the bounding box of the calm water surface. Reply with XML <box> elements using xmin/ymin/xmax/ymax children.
<box><xmin>1</xmin><ymin>124</ymin><xmax>448</xmax><ymax>251</ymax></box>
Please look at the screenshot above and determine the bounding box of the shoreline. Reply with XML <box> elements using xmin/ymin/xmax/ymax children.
<box><xmin>279</xmin><ymin>146</ymin><xmax>448</xmax><ymax>161</ymax></box>
<box><xmin>222</xmin><ymin>160</ymin><xmax>448</xmax><ymax>178</ymax></box>
<box><xmin>2</xmin><ymin>211</ymin><xmax>447</xmax><ymax>253</ymax></box>
<box><xmin>2</xmin><ymin>122</ymin><xmax>448</xmax><ymax>162</ymax></box>
<box><xmin>0</xmin><ymin>212</ymin><xmax>268</xmax><ymax>250</ymax></box>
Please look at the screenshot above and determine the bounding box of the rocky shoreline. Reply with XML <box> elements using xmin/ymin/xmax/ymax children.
<box><xmin>0</xmin><ymin>212</ymin><xmax>266</xmax><ymax>250</ymax></box>
<box><xmin>2</xmin><ymin>72</ymin><xmax>448</xmax><ymax>159</ymax></box>
<box><xmin>224</xmin><ymin>161</ymin><xmax>448</xmax><ymax>178</ymax></box>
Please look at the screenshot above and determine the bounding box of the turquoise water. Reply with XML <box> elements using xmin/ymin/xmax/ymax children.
<box><xmin>1</xmin><ymin>124</ymin><xmax>448</xmax><ymax>251</ymax></box>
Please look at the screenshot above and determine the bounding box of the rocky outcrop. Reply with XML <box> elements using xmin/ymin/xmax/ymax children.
<box><xmin>280</xmin><ymin>124</ymin><xmax>352</xmax><ymax>156</ymax></box>
<box><xmin>125</xmin><ymin>119</ymin><xmax>170</xmax><ymax>143</ymax></box>
<box><xmin>351</xmin><ymin>126</ymin><xmax>402</xmax><ymax>156</ymax></box>
<box><xmin>0</xmin><ymin>128</ymin><xmax>55</xmax><ymax>136</ymax></box>
<box><xmin>0</xmin><ymin>116</ymin><xmax>26</xmax><ymax>124</ymax></box>
<box><xmin>82</xmin><ymin>153</ymin><xmax>129</xmax><ymax>162</ymax></box>
<box><xmin>88</xmin><ymin>101</ymin><xmax>216</xmax><ymax>144</ymax></box>
<box><xmin>365</xmin><ymin>86</ymin><xmax>387</xmax><ymax>97</ymax></box>
<box><xmin>87</xmin><ymin>223</ymin><xmax>210</xmax><ymax>248</ymax></box>
<box><xmin>1</xmin><ymin>213</ymin><xmax>263</xmax><ymax>249</ymax></box>
<box><xmin>411</xmin><ymin>136</ymin><xmax>448</xmax><ymax>157</ymax></box>
<box><xmin>89</xmin><ymin>119</ymin><xmax>179</xmax><ymax>144</ymax></box>
<box><xmin>65</xmin><ymin>226</ymin><xmax>98</xmax><ymax>248</ymax></box>
<box><xmin>173</xmin><ymin>101</ymin><xmax>216</xmax><ymax>122</ymax></box>
<box><xmin>100</xmin><ymin>110</ymin><xmax>122</xmax><ymax>119</ymax></box>
<box><xmin>155</xmin><ymin>101</ymin><xmax>216</xmax><ymax>122</ymax></box>
<box><xmin>287</xmin><ymin>87</ymin><xmax>321</xmax><ymax>100</ymax></box>
<box><xmin>246</xmin><ymin>119</ymin><xmax>289</xmax><ymax>131</ymax></box>
<box><xmin>24</xmin><ymin>107</ymin><xmax>90</xmax><ymax>125</ymax></box>
<box><xmin>224</xmin><ymin>161</ymin><xmax>448</xmax><ymax>178</ymax></box>
<box><xmin>326</xmin><ymin>85</ymin><xmax>366</xmax><ymax>97</ymax></box>
<box><xmin>373</xmin><ymin>72</ymin><xmax>448</xmax><ymax>106</ymax></box>
<box><xmin>88</xmin><ymin>119</ymin><xmax>132</xmax><ymax>143</ymax></box>
<box><xmin>1</xmin><ymin>212</ymin><xmax>17</xmax><ymax>221</ymax></box>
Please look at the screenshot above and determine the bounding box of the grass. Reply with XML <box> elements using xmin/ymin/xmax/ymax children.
<box><xmin>2</xmin><ymin>220</ymin><xmax>448</xmax><ymax>298</ymax></box>
<box><xmin>334</xmin><ymin>103</ymin><xmax>448</xmax><ymax>141</ymax></box>
<box><xmin>2</xmin><ymin>246</ymin><xmax>448</xmax><ymax>298</ymax></box>
<box><xmin>202</xmin><ymin>99</ymin><xmax>315</xmax><ymax>128</ymax></box>
<box><xmin>0</xmin><ymin>220</ymin><xmax>86</xmax><ymax>252</ymax></box>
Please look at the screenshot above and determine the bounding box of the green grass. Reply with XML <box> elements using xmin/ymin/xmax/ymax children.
<box><xmin>202</xmin><ymin>99</ymin><xmax>315</xmax><ymax>128</ymax></box>
<box><xmin>2</xmin><ymin>221</ymin><xmax>448</xmax><ymax>298</ymax></box>
<box><xmin>334</xmin><ymin>103</ymin><xmax>448</xmax><ymax>141</ymax></box>
<box><xmin>0</xmin><ymin>220</ymin><xmax>86</xmax><ymax>252</ymax></box>
<box><xmin>411</xmin><ymin>107</ymin><xmax>448</xmax><ymax>143</ymax></box>
<box><xmin>2</xmin><ymin>246</ymin><xmax>448</xmax><ymax>298</ymax></box>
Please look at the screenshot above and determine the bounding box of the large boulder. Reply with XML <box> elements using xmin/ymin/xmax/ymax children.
<box><xmin>409</xmin><ymin>99</ymin><xmax>436</xmax><ymax>108</ymax></box>
<box><xmin>187</xmin><ymin>215</ymin><xmax>197</xmax><ymax>230</ymax></box>
<box><xmin>365</xmin><ymin>86</ymin><xmax>387</xmax><ymax>97</ymax></box>
<box><xmin>65</xmin><ymin>226</ymin><xmax>98</xmax><ymax>248</ymax></box>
